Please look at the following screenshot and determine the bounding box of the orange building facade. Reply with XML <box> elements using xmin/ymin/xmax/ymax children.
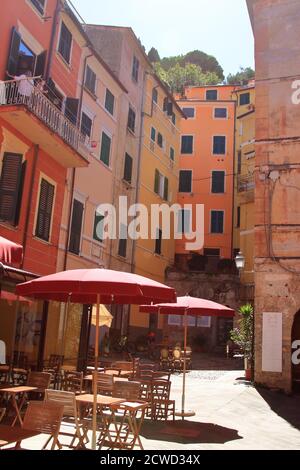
<box><xmin>175</xmin><ymin>86</ymin><xmax>236</xmax><ymax>268</ymax></box>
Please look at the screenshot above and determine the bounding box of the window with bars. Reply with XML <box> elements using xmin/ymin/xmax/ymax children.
<box><xmin>105</xmin><ymin>89</ymin><xmax>115</xmax><ymax>115</ymax></box>
<box><xmin>123</xmin><ymin>153</ymin><xmax>133</xmax><ymax>184</ymax></box>
<box><xmin>181</xmin><ymin>135</ymin><xmax>193</xmax><ymax>154</ymax></box>
<box><xmin>132</xmin><ymin>56</ymin><xmax>139</xmax><ymax>82</ymax></box>
<box><xmin>69</xmin><ymin>199</ymin><xmax>84</xmax><ymax>255</ymax></box>
<box><xmin>84</xmin><ymin>65</ymin><xmax>96</xmax><ymax>95</ymax></box>
<box><xmin>30</xmin><ymin>0</ymin><xmax>45</xmax><ymax>15</ymax></box>
<box><xmin>93</xmin><ymin>211</ymin><xmax>104</xmax><ymax>243</ymax></box>
<box><xmin>0</xmin><ymin>152</ymin><xmax>25</xmax><ymax>226</ymax></box>
<box><xmin>213</xmin><ymin>136</ymin><xmax>226</xmax><ymax>155</ymax></box>
<box><xmin>211</xmin><ymin>171</ymin><xmax>225</xmax><ymax>193</ymax></box>
<box><xmin>179</xmin><ymin>170</ymin><xmax>192</xmax><ymax>193</ymax></box>
<box><xmin>155</xmin><ymin>228</ymin><xmax>162</xmax><ymax>255</ymax></box>
<box><xmin>58</xmin><ymin>22</ymin><xmax>72</xmax><ymax>64</ymax></box>
<box><xmin>127</xmin><ymin>107</ymin><xmax>136</xmax><ymax>133</ymax></box>
<box><xmin>80</xmin><ymin>112</ymin><xmax>92</xmax><ymax>138</ymax></box>
<box><xmin>35</xmin><ymin>178</ymin><xmax>55</xmax><ymax>242</ymax></box>
<box><xmin>211</xmin><ymin>211</ymin><xmax>224</xmax><ymax>234</ymax></box>
<box><xmin>100</xmin><ymin>132</ymin><xmax>111</xmax><ymax>166</ymax></box>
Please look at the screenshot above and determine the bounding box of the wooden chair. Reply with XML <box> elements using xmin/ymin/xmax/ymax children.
<box><xmin>0</xmin><ymin>365</ymin><xmax>10</xmax><ymax>385</ymax></box>
<box><xmin>62</xmin><ymin>371</ymin><xmax>84</xmax><ymax>395</ymax></box>
<box><xmin>112</xmin><ymin>380</ymin><xmax>141</xmax><ymax>400</ymax></box>
<box><xmin>11</xmin><ymin>367</ymin><xmax>29</xmax><ymax>386</ymax></box>
<box><xmin>94</xmin><ymin>373</ymin><xmax>114</xmax><ymax>396</ymax></box>
<box><xmin>149</xmin><ymin>379</ymin><xmax>175</xmax><ymax>421</ymax></box>
<box><xmin>170</xmin><ymin>347</ymin><xmax>183</xmax><ymax>371</ymax></box>
<box><xmin>18</xmin><ymin>401</ymin><xmax>64</xmax><ymax>450</ymax></box>
<box><xmin>111</xmin><ymin>361</ymin><xmax>133</xmax><ymax>377</ymax></box>
<box><xmin>160</xmin><ymin>348</ymin><xmax>170</xmax><ymax>370</ymax></box>
<box><xmin>17</xmin><ymin>371</ymin><xmax>52</xmax><ymax>417</ymax></box>
<box><xmin>43</xmin><ymin>355</ymin><xmax>64</xmax><ymax>389</ymax></box>
<box><xmin>45</xmin><ymin>389</ymin><xmax>86</xmax><ymax>449</ymax></box>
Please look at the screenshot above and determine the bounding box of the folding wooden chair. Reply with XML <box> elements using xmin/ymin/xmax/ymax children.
<box><xmin>150</xmin><ymin>379</ymin><xmax>175</xmax><ymax>421</ymax></box>
<box><xmin>94</xmin><ymin>373</ymin><xmax>114</xmax><ymax>396</ymax></box>
<box><xmin>62</xmin><ymin>371</ymin><xmax>84</xmax><ymax>395</ymax></box>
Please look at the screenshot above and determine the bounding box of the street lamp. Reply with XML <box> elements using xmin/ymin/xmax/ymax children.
<box><xmin>235</xmin><ymin>251</ymin><xmax>245</xmax><ymax>273</ymax></box>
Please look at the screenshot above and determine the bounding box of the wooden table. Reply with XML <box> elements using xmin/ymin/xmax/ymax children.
<box><xmin>0</xmin><ymin>424</ymin><xmax>41</xmax><ymax>449</ymax></box>
<box><xmin>0</xmin><ymin>386</ymin><xmax>37</xmax><ymax>426</ymax></box>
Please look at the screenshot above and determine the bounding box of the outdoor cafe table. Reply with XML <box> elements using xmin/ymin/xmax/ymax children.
<box><xmin>0</xmin><ymin>386</ymin><xmax>37</xmax><ymax>426</ymax></box>
<box><xmin>0</xmin><ymin>424</ymin><xmax>41</xmax><ymax>449</ymax></box>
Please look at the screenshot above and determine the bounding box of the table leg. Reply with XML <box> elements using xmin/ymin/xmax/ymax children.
<box><xmin>11</xmin><ymin>394</ymin><xmax>23</xmax><ymax>427</ymax></box>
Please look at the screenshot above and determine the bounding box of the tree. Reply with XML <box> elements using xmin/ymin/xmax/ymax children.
<box><xmin>148</xmin><ymin>47</ymin><xmax>160</xmax><ymax>63</ymax></box>
<box><xmin>155</xmin><ymin>62</ymin><xmax>220</xmax><ymax>93</ymax></box>
<box><xmin>230</xmin><ymin>304</ymin><xmax>254</xmax><ymax>361</ymax></box>
<box><xmin>227</xmin><ymin>67</ymin><xmax>255</xmax><ymax>85</ymax></box>
<box><xmin>159</xmin><ymin>50</ymin><xmax>224</xmax><ymax>81</ymax></box>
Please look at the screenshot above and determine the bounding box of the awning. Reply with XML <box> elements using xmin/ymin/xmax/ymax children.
<box><xmin>91</xmin><ymin>304</ymin><xmax>113</xmax><ymax>328</ymax></box>
<box><xmin>0</xmin><ymin>237</ymin><xmax>23</xmax><ymax>264</ymax></box>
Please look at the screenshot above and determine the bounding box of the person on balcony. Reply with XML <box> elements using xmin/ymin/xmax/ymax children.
<box><xmin>6</xmin><ymin>69</ymin><xmax>36</xmax><ymax>103</ymax></box>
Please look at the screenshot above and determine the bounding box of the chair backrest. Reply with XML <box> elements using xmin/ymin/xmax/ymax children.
<box><xmin>151</xmin><ymin>380</ymin><xmax>171</xmax><ymax>401</ymax></box>
<box><xmin>152</xmin><ymin>371</ymin><xmax>171</xmax><ymax>381</ymax></box>
<box><xmin>113</xmin><ymin>380</ymin><xmax>141</xmax><ymax>400</ymax></box>
<box><xmin>172</xmin><ymin>348</ymin><xmax>182</xmax><ymax>360</ymax></box>
<box><xmin>27</xmin><ymin>371</ymin><xmax>52</xmax><ymax>392</ymax></box>
<box><xmin>22</xmin><ymin>400</ymin><xmax>64</xmax><ymax>436</ymax></box>
<box><xmin>111</xmin><ymin>361</ymin><xmax>133</xmax><ymax>371</ymax></box>
<box><xmin>62</xmin><ymin>371</ymin><xmax>83</xmax><ymax>394</ymax></box>
<box><xmin>160</xmin><ymin>348</ymin><xmax>169</xmax><ymax>360</ymax></box>
<box><xmin>140</xmin><ymin>362</ymin><xmax>156</xmax><ymax>371</ymax></box>
<box><xmin>139</xmin><ymin>369</ymin><xmax>154</xmax><ymax>380</ymax></box>
<box><xmin>94</xmin><ymin>373</ymin><xmax>114</xmax><ymax>395</ymax></box>
<box><xmin>45</xmin><ymin>389</ymin><xmax>77</xmax><ymax>418</ymax></box>
<box><xmin>48</xmin><ymin>354</ymin><xmax>64</xmax><ymax>370</ymax></box>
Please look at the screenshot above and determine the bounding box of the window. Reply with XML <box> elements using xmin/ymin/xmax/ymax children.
<box><xmin>240</xmin><ymin>92</ymin><xmax>250</xmax><ymax>106</ymax></box>
<box><xmin>211</xmin><ymin>171</ymin><xmax>225</xmax><ymax>193</ymax></box>
<box><xmin>172</xmin><ymin>113</ymin><xmax>176</xmax><ymax>125</ymax></box>
<box><xmin>211</xmin><ymin>211</ymin><xmax>224</xmax><ymax>234</ymax></box>
<box><xmin>206</xmin><ymin>89</ymin><xmax>218</xmax><ymax>100</ymax></box>
<box><xmin>237</xmin><ymin>150</ymin><xmax>242</xmax><ymax>174</ymax></box>
<box><xmin>84</xmin><ymin>65</ymin><xmax>96</xmax><ymax>95</ymax></box>
<box><xmin>237</xmin><ymin>206</ymin><xmax>241</xmax><ymax>228</ymax></box>
<box><xmin>214</xmin><ymin>108</ymin><xmax>227</xmax><ymax>118</ymax></box>
<box><xmin>132</xmin><ymin>56</ymin><xmax>139</xmax><ymax>82</ymax></box>
<box><xmin>157</xmin><ymin>132</ymin><xmax>164</xmax><ymax>148</ymax></box>
<box><xmin>93</xmin><ymin>211</ymin><xmax>104</xmax><ymax>243</ymax></box>
<box><xmin>69</xmin><ymin>199</ymin><xmax>84</xmax><ymax>255</ymax></box>
<box><xmin>80</xmin><ymin>112</ymin><xmax>92</xmax><ymax>138</ymax></box>
<box><xmin>127</xmin><ymin>107</ymin><xmax>136</xmax><ymax>133</ymax></box>
<box><xmin>118</xmin><ymin>224</ymin><xmax>127</xmax><ymax>258</ymax></box>
<box><xmin>0</xmin><ymin>153</ymin><xmax>25</xmax><ymax>226</ymax></box>
<box><xmin>58</xmin><ymin>21</ymin><xmax>72</xmax><ymax>64</ymax></box>
<box><xmin>213</xmin><ymin>136</ymin><xmax>226</xmax><ymax>155</ymax></box>
<box><xmin>154</xmin><ymin>170</ymin><xmax>168</xmax><ymax>200</ymax></box>
<box><xmin>100</xmin><ymin>131</ymin><xmax>111</xmax><ymax>166</ymax></box>
<box><xmin>203</xmin><ymin>248</ymin><xmax>220</xmax><ymax>257</ymax></box>
<box><xmin>64</xmin><ymin>98</ymin><xmax>79</xmax><ymax>125</ymax></box>
<box><xmin>179</xmin><ymin>170</ymin><xmax>192</xmax><ymax>193</ymax></box>
<box><xmin>163</xmin><ymin>97</ymin><xmax>168</xmax><ymax>112</ymax></box>
<box><xmin>30</xmin><ymin>0</ymin><xmax>45</xmax><ymax>15</ymax></box>
<box><xmin>181</xmin><ymin>135</ymin><xmax>193</xmax><ymax>154</ymax></box>
<box><xmin>197</xmin><ymin>316</ymin><xmax>211</xmax><ymax>328</ymax></box>
<box><xmin>155</xmin><ymin>228</ymin><xmax>162</xmax><ymax>255</ymax></box>
<box><xmin>182</xmin><ymin>107</ymin><xmax>195</xmax><ymax>118</ymax></box>
<box><xmin>170</xmin><ymin>146</ymin><xmax>175</xmax><ymax>161</ymax></box>
<box><xmin>150</xmin><ymin>127</ymin><xmax>156</xmax><ymax>142</ymax></box>
<box><xmin>35</xmin><ymin>178</ymin><xmax>55</xmax><ymax>242</ymax></box>
<box><xmin>152</xmin><ymin>88</ymin><xmax>158</xmax><ymax>103</ymax></box>
<box><xmin>177</xmin><ymin>209</ymin><xmax>191</xmax><ymax>234</ymax></box>
<box><xmin>123</xmin><ymin>153</ymin><xmax>133</xmax><ymax>184</ymax></box>
<box><xmin>105</xmin><ymin>89</ymin><xmax>115</xmax><ymax>115</ymax></box>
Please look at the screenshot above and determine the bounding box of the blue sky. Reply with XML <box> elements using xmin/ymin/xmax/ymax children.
<box><xmin>71</xmin><ymin>0</ymin><xmax>254</xmax><ymax>78</ymax></box>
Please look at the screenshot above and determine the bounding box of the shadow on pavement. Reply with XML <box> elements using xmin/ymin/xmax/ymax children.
<box><xmin>141</xmin><ymin>419</ymin><xmax>243</xmax><ymax>444</ymax></box>
<box><xmin>257</xmin><ymin>388</ymin><xmax>300</xmax><ymax>431</ymax></box>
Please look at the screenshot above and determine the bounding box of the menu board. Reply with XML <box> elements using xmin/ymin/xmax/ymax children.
<box><xmin>262</xmin><ymin>312</ymin><xmax>282</xmax><ymax>372</ymax></box>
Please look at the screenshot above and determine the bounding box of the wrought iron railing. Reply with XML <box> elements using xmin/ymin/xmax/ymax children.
<box><xmin>0</xmin><ymin>78</ymin><xmax>88</xmax><ymax>155</ymax></box>
<box><xmin>237</xmin><ymin>174</ymin><xmax>255</xmax><ymax>192</ymax></box>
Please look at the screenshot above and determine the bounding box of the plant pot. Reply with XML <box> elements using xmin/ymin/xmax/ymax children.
<box><xmin>244</xmin><ymin>357</ymin><xmax>252</xmax><ymax>381</ymax></box>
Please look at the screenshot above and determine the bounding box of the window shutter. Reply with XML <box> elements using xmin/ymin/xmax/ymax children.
<box><xmin>14</xmin><ymin>160</ymin><xmax>27</xmax><ymax>226</ymax></box>
<box><xmin>35</xmin><ymin>50</ymin><xmax>47</xmax><ymax>78</ymax></box>
<box><xmin>6</xmin><ymin>27</ymin><xmax>21</xmax><ymax>77</ymax></box>
<box><xmin>123</xmin><ymin>153</ymin><xmax>133</xmax><ymax>183</ymax></box>
<box><xmin>81</xmin><ymin>112</ymin><xmax>92</xmax><ymax>138</ymax></box>
<box><xmin>93</xmin><ymin>212</ymin><xmax>104</xmax><ymax>242</ymax></box>
<box><xmin>164</xmin><ymin>177</ymin><xmax>169</xmax><ymax>201</ymax></box>
<box><xmin>0</xmin><ymin>153</ymin><xmax>22</xmax><ymax>224</ymax></box>
<box><xmin>35</xmin><ymin>179</ymin><xmax>55</xmax><ymax>241</ymax></box>
<box><xmin>100</xmin><ymin>132</ymin><xmax>111</xmax><ymax>166</ymax></box>
<box><xmin>167</xmin><ymin>102</ymin><xmax>173</xmax><ymax>116</ymax></box>
<box><xmin>65</xmin><ymin>98</ymin><xmax>79</xmax><ymax>125</ymax></box>
<box><xmin>154</xmin><ymin>169</ymin><xmax>159</xmax><ymax>194</ymax></box>
<box><xmin>69</xmin><ymin>199</ymin><xmax>84</xmax><ymax>255</ymax></box>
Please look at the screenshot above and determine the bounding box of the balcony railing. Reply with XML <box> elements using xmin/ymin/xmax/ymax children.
<box><xmin>237</xmin><ymin>174</ymin><xmax>255</xmax><ymax>192</ymax></box>
<box><xmin>0</xmin><ymin>78</ymin><xmax>88</xmax><ymax>155</ymax></box>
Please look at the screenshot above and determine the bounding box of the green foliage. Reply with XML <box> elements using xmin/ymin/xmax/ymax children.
<box><xmin>230</xmin><ymin>304</ymin><xmax>254</xmax><ymax>360</ymax></box>
<box><xmin>148</xmin><ymin>47</ymin><xmax>160</xmax><ymax>63</ymax></box>
<box><xmin>227</xmin><ymin>67</ymin><xmax>255</xmax><ymax>85</ymax></box>
<box><xmin>155</xmin><ymin>62</ymin><xmax>220</xmax><ymax>93</ymax></box>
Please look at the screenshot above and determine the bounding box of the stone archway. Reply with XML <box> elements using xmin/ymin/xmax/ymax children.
<box><xmin>291</xmin><ymin>311</ymin><xmax>300</xmax><ymax>392</ymax></box>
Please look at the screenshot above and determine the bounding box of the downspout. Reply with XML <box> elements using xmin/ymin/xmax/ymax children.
<box><xmin>231</xmin><ymin>95</ymin><xmax>237</xmax><ymax>261</ymax></box>
<box><xmin>45</xmin><ymin>0</ymin><xmax>62</xmax><ymax>80</ymax></box>
<box><xmin>21</xmin><ymin>144</ymin><xmax>39</xmax><ymax>269</ymax></box>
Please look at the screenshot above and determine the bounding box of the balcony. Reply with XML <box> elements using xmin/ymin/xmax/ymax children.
<box><xmin>237</xmin><ymin>174</ymin><xmax>255</xmax><ymax>202</ymax></box>
<box><xmin>0</xmin><ymin>79</ymin><xmax>89</xmax><ymax>168</ymax></box>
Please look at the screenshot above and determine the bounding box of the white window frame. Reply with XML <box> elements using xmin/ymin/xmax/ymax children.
<box><xmin>181</xmin><ymin>134</ymin><xmax>194</xmax><ymax>155</ymax></box>
<box><xmin>211</xmin><ymin>170</ymin><xmax>226</xmax><ymax>194</ymax></box>
<box><xmin>212</xmin><ymin>135</ymin><xmax>227</xmax><ymax>156</ymax></box>
<box><xmin>213</xmin><ymin>107</ymin><xmax>228</xmax><ymax>119</ymax></box>
<box><xmin>206</xmin><ymin>89</ymin><xmax>218</xmax><ymax>101</ymax></box>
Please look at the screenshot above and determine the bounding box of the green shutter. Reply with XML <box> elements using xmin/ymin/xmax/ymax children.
<box><xmin>69</xmin><ymin>199</ymin><xmax>84</xmax><ymax>254</ymax></box>
<box><xmin>164</xmin><ymin>177</ymin><xmax>169</xmax><ymax>201</ymax></box>
<box><xmin>100</xmin><ymin>132</ymin><xmax>111</xmax><ymax>166</ymax></box>
<box><xmin>123</xmin><ymin>153</ymin><xmax>133</xmax><ymax>183</ymax></box>
<box><xmin>154</xmin><ymin>169</ymin><xmax>159</xmax><ymax>194</ymax></box>
<box><xmin>35</xmin><ymin>178</ymin><xmax>55</xmax><ymax>241</ymax></box>
<box><xmin>0</xmin><ymin>153</ymin><xmax>23</xmax><ymax>224</ymax></box>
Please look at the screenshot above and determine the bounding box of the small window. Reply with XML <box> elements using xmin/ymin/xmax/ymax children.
<box><xmin>240</xmin><ymin>92</ymin><xmax>250</xmax><ymax>106</ymax></box>
<box><xmin>35</xmin><ymin>178</ymin><xmax>55</xmax><ymax>242</ymax></box>
<box><xmin>211</xmin><ymin>211</ymin><xmax>224</xmax><ymax>234</ymax></box>
<box><xmin>84</xmin><ymin>65</ymin><xmax>96</xmax><ymax>95</ymax></box>
<box><xmin>214</xmin><ymin>108</ymin><xmax>227</xmax><ymax>119</ymax></box>
<box><xmin>154</xmin><ymin>170</ymin><xmax>168</xmax><ymax>200</ymax></box>
<box><xmin>150</xmin><ymin>127</ymin><xmax>156</xmax><ymax>142</ymax></box>
<box><xmin>172</xmin><ymin>112</ymin><xmax>176</xmax><ymax>125</ymax></box>
<box><xmin>177</xmin><ymin>209</ymin><xmax>191</xmax><ymax>234</ymax></box>
<box><xmin>170</xmin><ymin>147</ymin><xmax>175</xmax><ymax>161</ymax></box>
<box><xmin>237</xmin><ymin>206</ymin><xmax>241</xmax><ymax>228</ymax></box>
<box><xmin>123</xmin><ymin>153</ymin><xmax>133</xmax><ymax>184</ymax></box>
<box><xmin>93</xmin><ymin>211</ymin><xmax>104</xmax><ymax>243</ymax></box>
<box><xmin>80</xmin><ymin>112</ymin><xmax>92</xmax><ymax>138</ymax></box>
<box><xmin>118</xmin><ymin>224</ymin><xmax>127</xmax><ymax>258</ymax></box>
<box><xmin>155</xmin><ymin>228</ymin><xmax>162</xmax><ymax>255</ymax></box>
<box><xmin>213</xmin><ymin>136</ymin><xmax>226</xmax><ymax>155</ymax></box>
<box><xmin>30</xmin><ymin>0</ymin><xmax>45</xmax><ymax>15</ymax></box>
<box><xmin>206</xmin><ymin>89</ymin><xmax>218</xmax><ymax>100</ymax></box>
<box><xmin>163</xmin><ymin>97</ymin><xmax>168</xmax><ymax>112</ymax></box>
<box><xmin>127</xmin><ymin>107</ymin><xmax>136</xmax><ymax>133</ymax></box>
<box><xmin>179</xmin><ymin>170</ymin><xmax>192</xmax><ymax>193</ymax></box>
<box><xmin>181</xmin><ymin>135</ymin><xmax>193</xmax><ymax>154</ymax></box>
<box><xmin>203</xmin><ymin>248</ymin><xmax>220</xmax><ymax>257</ymax></box>
<box><xmin>157</xmin><ymin>132</ymin><xmax>163</xmax><ymax>148</ymax></box>
<box><xmin>105</xmin><ymin>89</ymin><xmax>115</xmax><ymax>115</ymax></box>
<box><xmin>100</xmin><ymin>131</ymin><xmax>111</xmax><ymax>166</ymax></box>
<box><xmin>152</xmin><ymin>88</ymin><xmax>158</xmax><ymax>104</ymax></box>
<box><xmin>69</xmin><ymin>199</ymin><xmax>84</xmax><ymax>255</ymax></box>
<box><xmin>182</xmin><ymin>107</ymin><xmax>195</xmax><ymax>118</ymax></box>
<box><xmin>132</xmin><ymin>56</ymin><xmax>139</xmax><ymax>82</ymax></box>
<box><xmin>211</xmin><ymin>171</ymin><xmax>225</xmax><ymax>193</ymax></box>
<box><xmin>237</xmin><ymin>150</ymin><xmax>242</xmax><ymax>174</ymax></box>
<box><xmin>58</xmin><ymin>21</ymin><xmax>72</xmax><ymax>64</ymax></box>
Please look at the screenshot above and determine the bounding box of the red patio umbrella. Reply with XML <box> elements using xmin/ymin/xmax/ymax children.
<box><xmin>16</xmin><ymin>268</ymin><xmax>176</xmax><ymax>449</ymax></box>
<box><xmin>0</xmin><ymin>236</ymin><xmax>23</xmax><ymax>264</ymax></box>
<box><xmin>140</xmin><ymin>296</ymin><xmax>235</xmax><ymax>419</ymax></box>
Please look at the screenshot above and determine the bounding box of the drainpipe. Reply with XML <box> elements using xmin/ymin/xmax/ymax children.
<box><xmin>21</xmin><ymin>144</ymin><xmax>39</xmax><ymax>269</ymax></box>
<box><xmin>231</xmin><ymin>97</ymin><xmax>237</xmax><ymax>261</ymax></box>
<box><xmin>45</xmin><ymin>0</ymin><xmax>62</xmax><ymax>80</ymax></box>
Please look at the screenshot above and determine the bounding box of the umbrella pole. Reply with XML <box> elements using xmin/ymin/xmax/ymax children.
<box><xmin>92</xmin><ymin>294</ymin><xmax>100</xmax><ymax>450</ymax></box>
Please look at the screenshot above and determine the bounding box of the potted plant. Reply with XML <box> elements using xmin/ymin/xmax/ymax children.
<box><xmin>230</xmin><ymin>304</ymin><xmax>254</xmax><ymax>380</ymax></box>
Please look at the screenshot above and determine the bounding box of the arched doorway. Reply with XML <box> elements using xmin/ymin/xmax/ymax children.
<box><xmin>292</xmin><ymin>311</ymin><xmax>300</xmax><ymax>392</ymax></box>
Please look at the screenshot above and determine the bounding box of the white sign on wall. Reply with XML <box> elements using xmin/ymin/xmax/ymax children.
<box><xmin>262</xmin><ymin>312</ymin><xmax>283</xmax><ymax>373</ymax></box>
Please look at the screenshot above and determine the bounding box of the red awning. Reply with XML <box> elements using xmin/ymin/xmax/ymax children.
<box><xmin>0</xmin><ymin>236</ymin><xmax>23</xmax><ymax>264</ymax></box>
<box><xmin>0</xmin><ymin>290</ymin><xmax>31</xmax><ymax>304</ymax></box>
